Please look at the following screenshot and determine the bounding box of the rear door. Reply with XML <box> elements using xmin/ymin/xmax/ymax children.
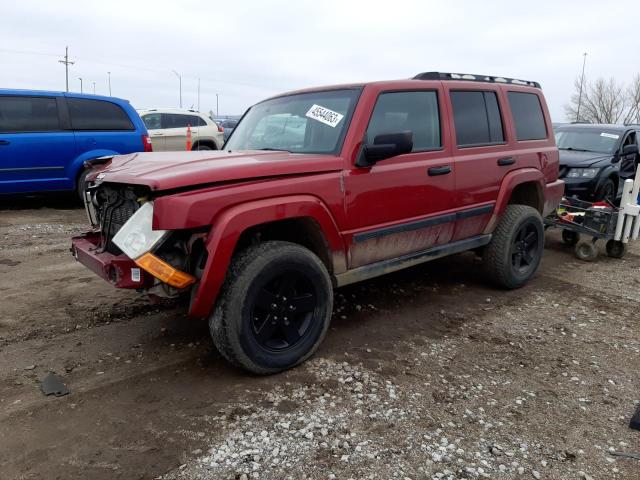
<box><xmin>0</xmin><ymin>94</ymin><xmax>76</xmax><ymax>194</ymax></box>
<box><xmin>162</xmin><ymin>113</ymin><xmax>190</xmax><ymax>151</ymax></box>
<box><xmin>66</xmin><ymin>97</ymin><xmax>139</xmax><ymax>166</ymax></box>
<box><xmin>444</xmin><ymin>86</ymin><xmax>513</xmax><ymax>241</ymax></box>
<box><xmin>344</xmin><ymin>88</ymin><xmax>456</xmax><ymax>267</ymax></box>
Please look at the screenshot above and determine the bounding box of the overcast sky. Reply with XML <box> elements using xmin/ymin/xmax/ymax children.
<box><xmin>1</xmin><ymin>0</ymin><xmax>638</xmax><ymax>121</ymax></box>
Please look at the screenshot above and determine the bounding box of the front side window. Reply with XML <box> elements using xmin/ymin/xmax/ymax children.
<box><xmin>67</xmin><ymin>98</ymin><xmax>134</xmax><ymax>131</ymax></box>
<box><xmin>508</xmin><ymin>92</ymin><xmax>547</xmax><ymax>141</ymax></box>
<box><xmin>142</xmin><ymin>113</ymin><xmax>161</xmax><ymax>130</ymax></box>
<box><xmin>450</xmin><ymin>91</ymin><xmax>504</xmax><ymax>147</ymax></box>
<box><xmin>225</xmin><ymin>89</ymin><xmax>360</xmax><ymax>154</ymax></box>
<box><xmin>0</xmin><ymin>96</ymin><xmax>60</xmax><ymax>133</ymax></box>
<box><xmin>366</xmin><ymin>91</ymin><xmax>441</xmax><ymax>151</ymax></box>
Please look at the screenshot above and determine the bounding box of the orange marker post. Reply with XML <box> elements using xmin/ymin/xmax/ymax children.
<box><xmin>186</xmin><ymin>124</ymin><xmax>192</xmax><ymax>151</ymax></box>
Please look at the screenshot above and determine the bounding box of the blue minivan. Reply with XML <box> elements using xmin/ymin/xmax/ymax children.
<box><xmin>0</xmin><ymin>89</ymin><xmax>151</xmax><ymax>197</ymax></box>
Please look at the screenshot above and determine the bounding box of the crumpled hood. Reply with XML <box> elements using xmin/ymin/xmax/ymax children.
<box><xmin>93</xmin><ymin>150</ymin><xmax>344</xmax><ymax>191</ymax></box>
<box><xmin>559</xmin><ymin>150</ymin><xmax>613</xmax><ymax>168</ymax></box>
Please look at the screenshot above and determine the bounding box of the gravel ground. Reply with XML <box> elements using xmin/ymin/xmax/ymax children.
<box><xmin>0</xmin><ymin>198</ymin><xmax>638</xmax><ymax>480</ymax></box>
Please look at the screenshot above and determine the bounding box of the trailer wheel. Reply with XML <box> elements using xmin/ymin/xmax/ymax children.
<box><xmin>605</xmin><ymin>239</ymin><xmax>627</xmax><ymax>259</ymax></box>
<box><xmin>561</xmin><ymin>230</ymin><xmax>580</xmax><ymax>246</ymax></box>
<box><xmin>575</xmin><ymin>241</ymin><xmax>598</xmax><ymax>261</ymax></box>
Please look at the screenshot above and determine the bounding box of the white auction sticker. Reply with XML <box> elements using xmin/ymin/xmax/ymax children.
<box><xmin>306</xmin><ymin>104</ymin><xmax>344</xmax><ymax>128</ymax></box>
<box><xmin>600</xmin><ymin>132</ymin><xmax>619</xmax><ymax>139</ymax></box>
<box><xmin>131</xmin><ymin>268</ymin><xmax>141</xmax><ymax>282</ymax></box>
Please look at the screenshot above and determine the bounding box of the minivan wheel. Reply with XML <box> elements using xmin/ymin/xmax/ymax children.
<box><xmin>76</xmin><ymin>168</ymin><xmax>91</xmax><ymax>203</ymax></box>
<box><xmin>483</xmin><ymin>205</ymin><xmax>544</xmax><ymax>289</ymax></box>
<box><xmin>209</xmin><ymin>241</ymin><xmax>333</xmax><ymax>374</ymax></box>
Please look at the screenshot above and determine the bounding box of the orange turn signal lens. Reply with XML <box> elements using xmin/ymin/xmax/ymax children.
<box><xmin>135</xmin><ymin>253</ymin><xmax>196</xmax><ymax>289</ymax></box>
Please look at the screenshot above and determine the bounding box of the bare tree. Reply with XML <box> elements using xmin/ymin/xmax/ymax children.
<box><xmin>623</xmin><ymin>74</ymin><xmax>640</xmax><ymax>124</ymax></box>
<box><xmin>565</xmin><ymin>77</ymin><xmax>629</xmax><ymax>124</ymax></box>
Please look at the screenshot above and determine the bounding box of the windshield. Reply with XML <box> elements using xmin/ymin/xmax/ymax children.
<box><xmin>225</xmin><ymin>89</ymin><xmax>361</xmax><ymax>154</ymax></box>
<box><xmin>555</xmin><ymin>129</ymin><xmax>620</xmax><ymax>154</ymax></box>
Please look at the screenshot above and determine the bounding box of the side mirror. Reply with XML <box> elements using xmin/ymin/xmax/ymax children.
<box><xmin>356</xmin><ymin>131</ymin><xmax>413</xmax><ymax>167</ymax></box>
<box><xmin>622</xmin><ymin>144</ymin><xmax>638</xmax><ymax>156</ymax></box>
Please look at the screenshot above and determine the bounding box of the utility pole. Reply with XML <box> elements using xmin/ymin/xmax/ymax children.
<box><xmin>78</xmin><ymin>77</ymin><xmax>83</xmax><ymax>93</ymax></box>
<box><xmin>172</xmin><ymin>70</ymin><xmax>182</xmax><ymax>108</ymax></box>
<box><xmin>576</xmin><ymin>52</ymin><xmax>587</xmax><ymax>122</ymax></box>
<box><xmin>58</xmin><ymin>46</ymin><xmax>75</xmax><ymax>92</ymax></box>
<box><xmin>107</xmin><ymin>72</ymin><xmax>112</xmax><ymax>96</ymax></box>
<box><xmin>197</xmin><ymin>78</ymin><xmax>200</xmax><ymax>112</ymax></box>
<box><xmin>216</xmin><ymin>93</ymin><xmax>219</xmax><ymax>117</ymax></box>
<box><xmin>92</xmin><ymin>82</ymin><xmax>96</xmax><ymax>94</ymax></box>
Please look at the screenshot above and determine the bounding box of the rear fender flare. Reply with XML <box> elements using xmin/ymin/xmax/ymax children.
<box><xmin>69</xmin><ymin>149</ymin><xmax>120</xmax><ymax>183</ymax></box>
<box><xmin>484</xmin><ymin>168</ymin><xmax>544</xmax><ymax>234</ymax></box>
<box><xmin>188</xmin><ymin>195</ymin><xmax>345</xmax><ymax>318</ymax></box>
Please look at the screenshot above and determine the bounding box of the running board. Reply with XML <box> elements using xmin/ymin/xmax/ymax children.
<box><xmin>334</xmin><ymin>234</ymin><xmax>492</xmax><ymax>287</ymax></box>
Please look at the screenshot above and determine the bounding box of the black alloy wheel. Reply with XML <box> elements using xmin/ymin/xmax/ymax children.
<box><xmin>250</xmin><ymin>271</ymin><xmax>317</xmax><ymax>351</ymax></box>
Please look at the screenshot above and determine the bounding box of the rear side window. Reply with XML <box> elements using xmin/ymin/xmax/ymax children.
<box><xmin>366</xmin><ymin>91</ymin><xmax>441</xmax><ymax>151</ymax></box>
<box><xmin>162</xmin><ymin>113</ymin><xmax>202</xmax><ymax>129</ymax></box>
<box><xmin>450</xmin><ymin>91</ymin><xmax>504</xmax><ymax>147</ymax></box>
<box><xmin>67</xmin><ymin>98</ymin><xmax>134</xmax><ymax>131</ymax></box>
<box><xmin>508</xmin><ymin>92</ymin><xmax>547</xmax><ymax>141</ymax></box>
<box><xmin>0</xmin><ymin>96</ymin><xmax>60</xmax><ymax>133</ymax></box>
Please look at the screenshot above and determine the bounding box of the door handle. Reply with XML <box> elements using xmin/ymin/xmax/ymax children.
<box><xmin>428</xmin><ymin>165</ymin><xmax>452</xmax><ymax>176</ymax></box>
<box><xmin>0</xmin><ymin>140</ymin><xmax>10</xmax><ymax>146</ymax></box>
<box><xmin>497</xmin><ymin>157</ymin><xmax>516</xmax><ymax>166</ymax></box>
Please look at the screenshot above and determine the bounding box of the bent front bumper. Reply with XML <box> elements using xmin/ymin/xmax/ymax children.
<box><xmin>70</xmin><ymin>233</ymin><xmax>154</xmax><ymax>289</ymax></box>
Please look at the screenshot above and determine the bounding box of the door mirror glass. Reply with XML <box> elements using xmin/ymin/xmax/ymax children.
<box><xmin>622</xmin><ymin>144</ymin><xmax>638</xmax><ymax>156</ymax></box>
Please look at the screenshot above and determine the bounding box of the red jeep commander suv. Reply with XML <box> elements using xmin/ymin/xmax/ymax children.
<box><xmin>71</xmin><ymin>72</ymin><xmax>564</xmax><ymax>374</ymax></box>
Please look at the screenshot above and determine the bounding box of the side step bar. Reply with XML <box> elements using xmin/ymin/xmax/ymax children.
<box><xmin>334</xmin><ymin>234</ymin><xmax>492</xmax><ymax>287</ymax></box>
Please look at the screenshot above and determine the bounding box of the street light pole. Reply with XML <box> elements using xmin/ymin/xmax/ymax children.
<box><xmin>216</xmin><ymin>93</ymin><xmax>219</xmax><ymax>117</ymax></box>
<box><xmin>576</xmin><ymin>52</ymin><xmax>587</xmax><ymax>122</ymax></box>
<box><xmin>197</xmin><ymin>78</ymin><xmax>200</xmax><ymax>112</ymax></box>
<box><xmin>172</xmin><ymin>70</ymin><xmax>182</xmax><ymax>108</ymax></box>
<box><xmin>78</xmin><ymin>77</ymin><xmax>83</xmax><ymax>93</ymax></box>
<box><xmin>92</xmin><ymin>82</ymin><xmax>96</xmax><ymax>94</ymax></box>
<box><xmin>107</xmin><ymin>72</ymin><xmax>112</xmax><ymax>96</ymax></box>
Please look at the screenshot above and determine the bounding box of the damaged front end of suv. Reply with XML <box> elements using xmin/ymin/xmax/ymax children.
<box><xmin>71</xmin><ymin>182</ymin><xmax>205</xmax><ymax>300</ymax></box>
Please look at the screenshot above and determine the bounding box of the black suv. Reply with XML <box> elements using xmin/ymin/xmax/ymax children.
<box><xmin>556</xmin><ymin>123</ymin><xmax>639</xmax><ymax>202</ymax></box>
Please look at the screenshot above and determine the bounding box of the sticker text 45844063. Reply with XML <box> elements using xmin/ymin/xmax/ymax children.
<box><xmin>306</xmin><ymin>104</ymin><xmax>344</xmax><ymax>128</ymax></box>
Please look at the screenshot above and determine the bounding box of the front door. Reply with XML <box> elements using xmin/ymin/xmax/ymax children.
<box><xmin>0</xmin><ymin>95</ymin><xmax>76</xmax><ymax>194</ymax></box>
<box><xmin>344</xmin><ymin>89</ymin><xmax>456</xmax><ymax>268</ymax></box>
<box><xmin>141</xmin><ymin>113</ymin><xmax>166</xmax><ymax>151</ymax></box>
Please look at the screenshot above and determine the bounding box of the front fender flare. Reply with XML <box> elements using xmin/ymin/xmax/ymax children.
<box><xmin>188</xmin><ymin>195</ymin><xmax>345</xmax><ymax>318</ymax></box>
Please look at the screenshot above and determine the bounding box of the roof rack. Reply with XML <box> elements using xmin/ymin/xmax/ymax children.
<box><xmin>413</xmin><ymin>72</ymin><xmax>541</xmax><ymax>89</ymax></box>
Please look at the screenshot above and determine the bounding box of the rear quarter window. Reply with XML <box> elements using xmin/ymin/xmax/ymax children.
<box><xmin>67</xmin><ymin>98</ymin><xmax>135</xmax><ymax>131</ymax></box>
<box><xmin>508</xmin><ymin>92</ymin><xmax>547</xmax><ymax>141</ymax></box>
<box><xmin>0</xmin><ymin>96</ymin><xmax>60</xmax><ymax>133</ymax></box>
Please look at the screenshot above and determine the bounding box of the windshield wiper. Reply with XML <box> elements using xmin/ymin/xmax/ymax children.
<box><xmin>559</xmin><ymin>147</ymin><xmax>589</xmax><ymax>152</ymax></box>
<box><xmin>257</xmin><ymin>147</ymin><xmax>291</xmax><ymax>152</ymax></box>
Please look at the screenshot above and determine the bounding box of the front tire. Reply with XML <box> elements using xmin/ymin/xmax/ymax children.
<box><xmin>209</xmin><ymin>241</ymin><xmax>333</xmax><ymax>374</ymax></box>
<box><xmin>483</xmin><ymin>205</ymin><xmax>544</xmax><ymax>289</ymax></box>
<box><xmin>595</xmin><ymin>177</ymin><xmax>616</xmax><ymax>203</ymax></box>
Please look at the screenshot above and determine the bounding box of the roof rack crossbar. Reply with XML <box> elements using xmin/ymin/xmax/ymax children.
<box><xmin>413</xmin><ymin>72</ymin><xmax>540</xmax><ymax>89</ymax></box>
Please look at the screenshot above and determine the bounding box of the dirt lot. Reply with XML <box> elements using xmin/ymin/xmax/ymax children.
<box><xmin>0</xmin><ymin>198</ymin><xmax>638</xmax><ymax>480</ymax></box>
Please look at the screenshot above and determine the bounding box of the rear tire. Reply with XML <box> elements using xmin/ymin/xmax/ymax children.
<box><xmin>194</xmin><ymin>144</ymin><xmax>212</xmax><ymax>151</ymax></box>
<box><xmin>575</xmin><ymin>241</ymin><xmax>598</xmax><ymax>261</ymax></box>
<box><xmin>209</xmin><ymin>241</ymin><xmax>333</xmax><ymax>374</ymax></box>
<box><xmin>483</xmin><ymin>205</ymin><xmax>544</xmax><ymax>289</ymax></box>
<box><xmin>605</xmin><ymin>239</ymin><xmax>627</xmax><ymax>258</ymax></box>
